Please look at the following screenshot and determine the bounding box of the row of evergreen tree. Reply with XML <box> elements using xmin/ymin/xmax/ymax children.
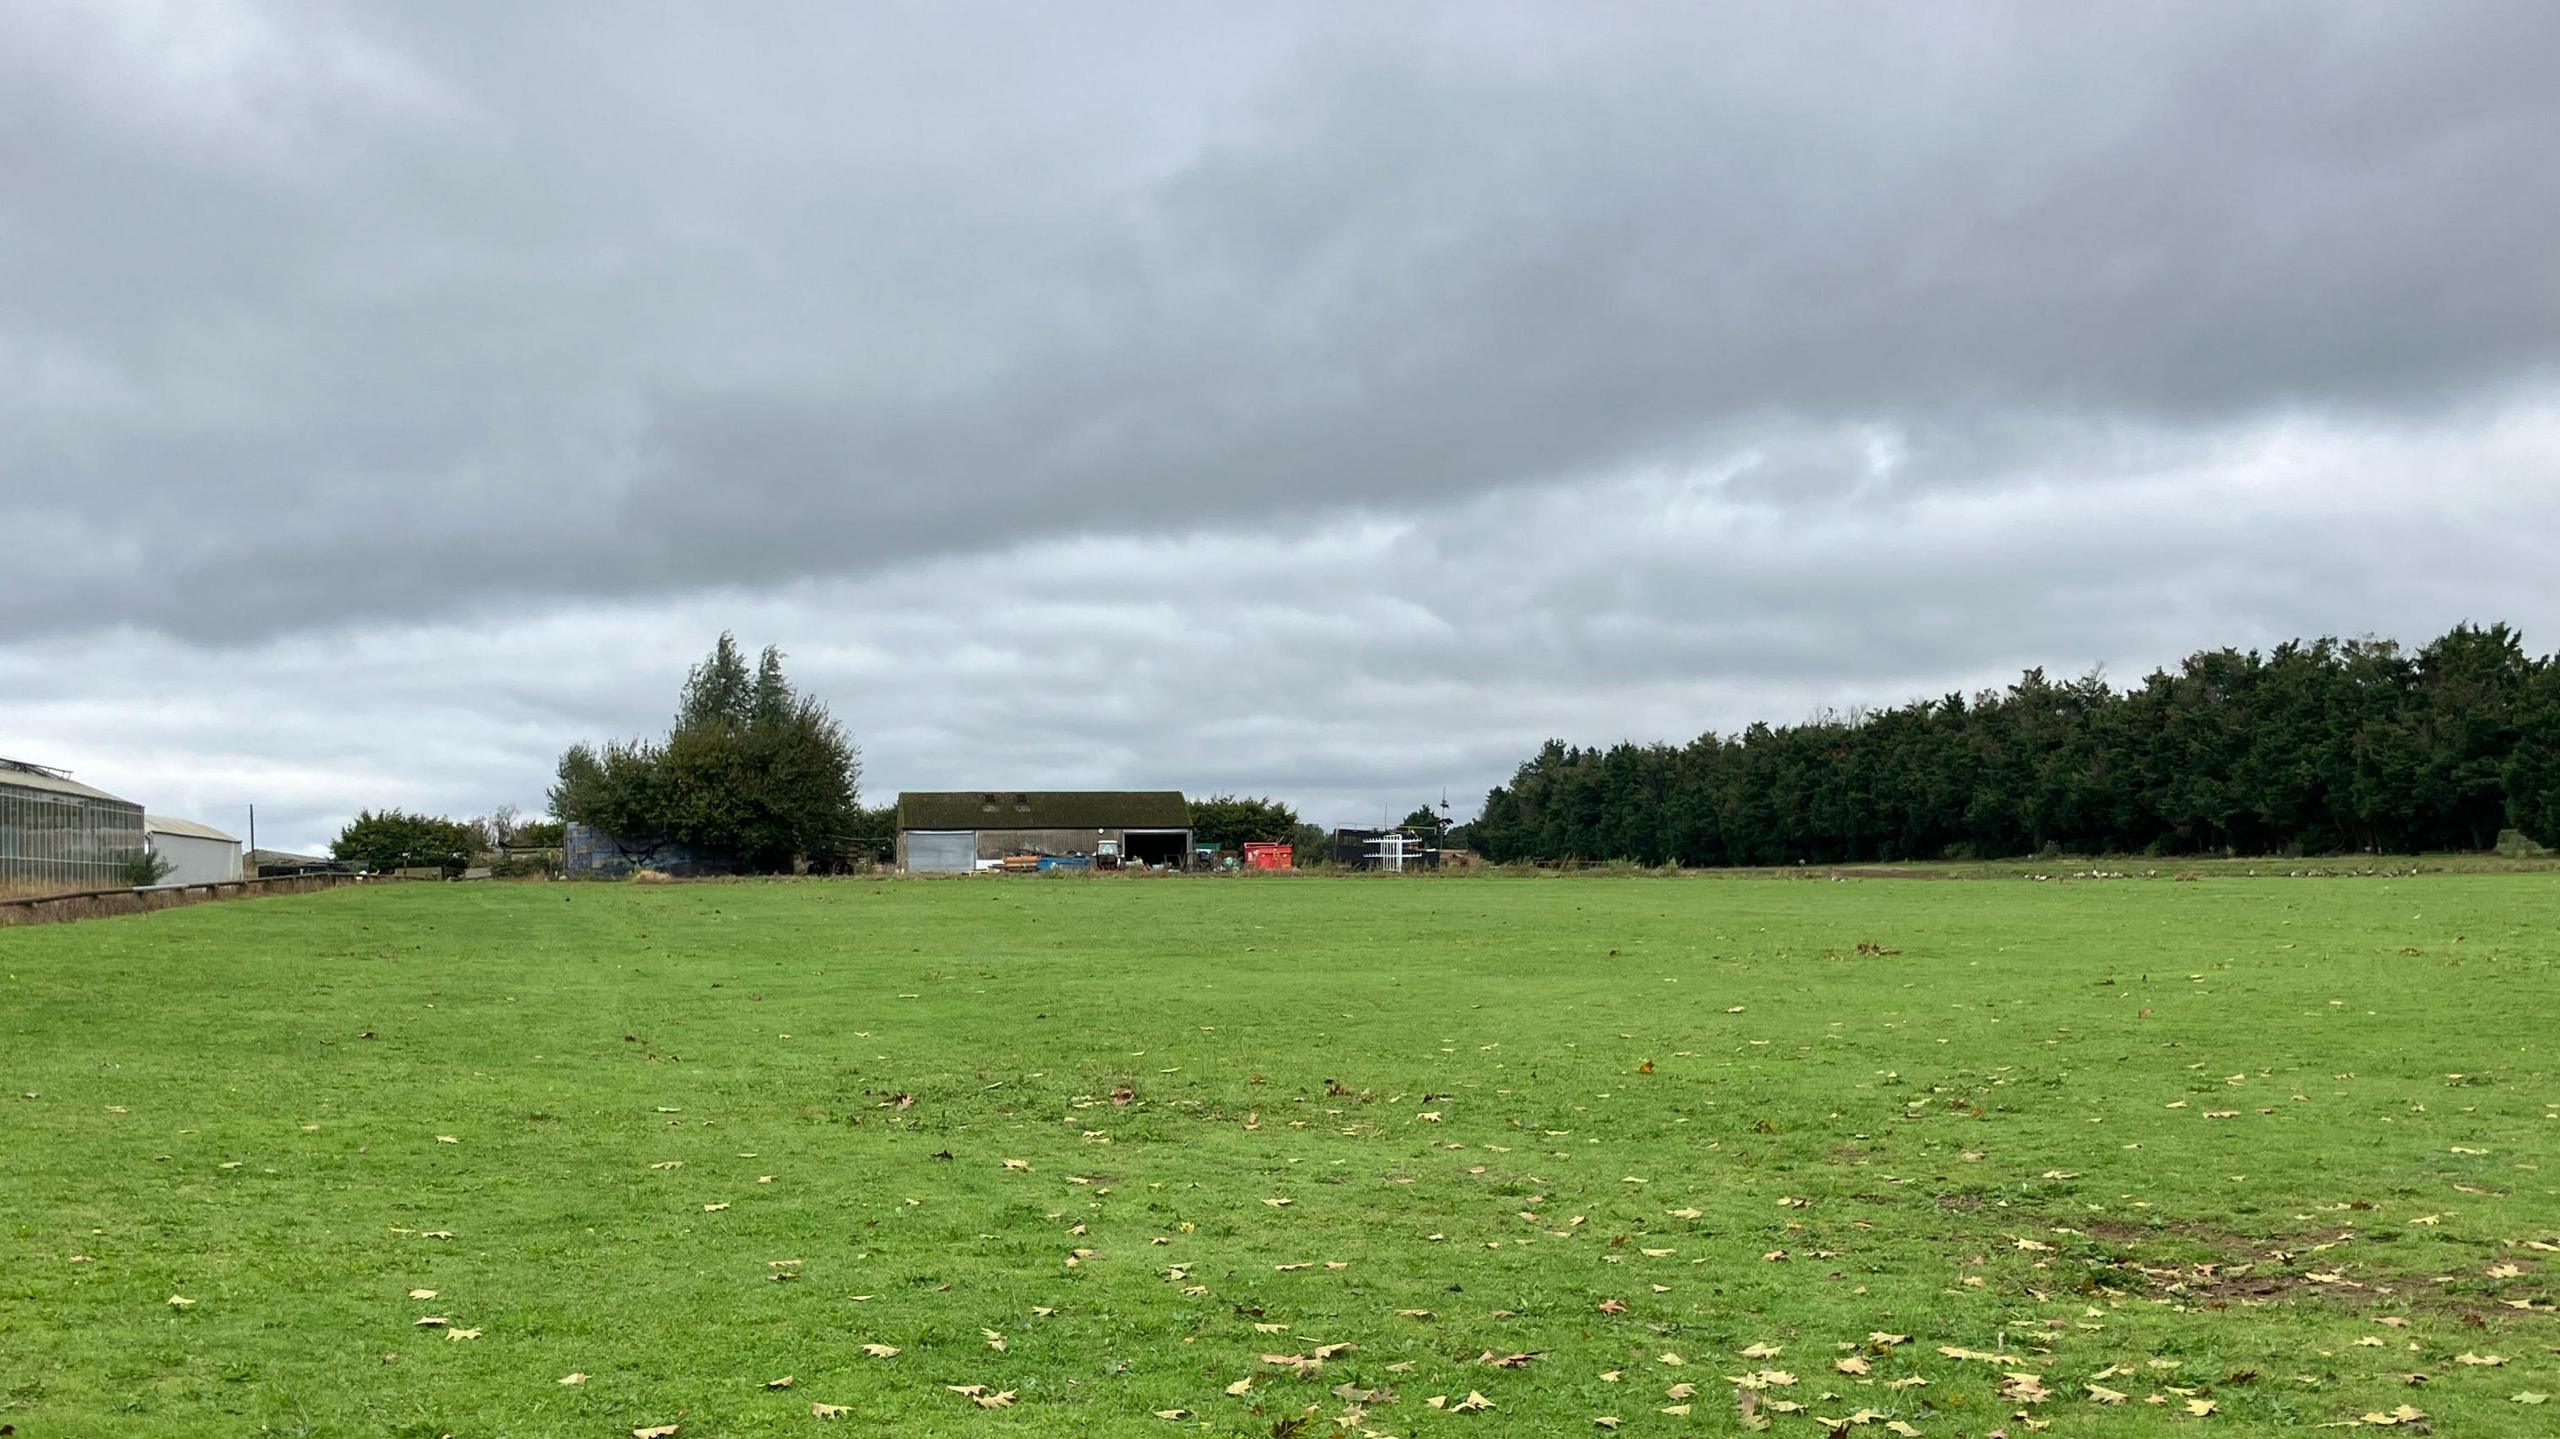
<box><xmin>1468</xmin><ymin>624</ymin><xmax>2560</xmax><ymax>865</ymax></box>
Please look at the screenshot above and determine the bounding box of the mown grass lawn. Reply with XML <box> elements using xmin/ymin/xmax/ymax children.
<box><xmin>3</xmin><ymin>873</ymin><xmax>2555</xmax><ymax>1437</ymax></box>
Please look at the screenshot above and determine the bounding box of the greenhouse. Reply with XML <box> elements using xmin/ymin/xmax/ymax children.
<box><xmin>1</xmin><ymin>757</ymin><xmax>147</xmax><ymax>896</ymax></box>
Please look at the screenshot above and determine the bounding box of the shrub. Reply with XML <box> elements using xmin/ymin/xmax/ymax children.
<box><xmin>121</xmin><ymin>850</ymin><xmax>176</xmax><ymax>888</ymax></box>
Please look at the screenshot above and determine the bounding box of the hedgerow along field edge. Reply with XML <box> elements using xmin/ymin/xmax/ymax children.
<box><xmin>2</xmin><ymin>874</ymin><xmax>2553</xmax><ymax>1435</ymax></box>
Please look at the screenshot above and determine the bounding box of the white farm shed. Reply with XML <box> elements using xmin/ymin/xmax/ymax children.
<box><xmin>145</xmin><ymin>815</ymin><xmax>244</xmax><ymax>885</ymax></box>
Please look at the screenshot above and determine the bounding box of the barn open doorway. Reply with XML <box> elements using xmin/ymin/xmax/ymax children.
<box><xmin>1123</xmin><ymin>829</ymin><xmax>1188</xmax><ymax>869</ymax></box>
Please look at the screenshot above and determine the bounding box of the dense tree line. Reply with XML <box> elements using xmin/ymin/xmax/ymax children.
<box><xmin>1470</xmin><ymin>624</ymin><xmax>2560</xmax><ymax>865</ymax></box>
<box><xmin>550</xmin><ymin>634</ymin><xmax>862</xmax><ymax>872</ymax></box>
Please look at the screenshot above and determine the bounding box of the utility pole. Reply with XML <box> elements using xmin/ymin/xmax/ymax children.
<box><xmin>248</xmin><ymin>804</ymin><xmax>257</xmax><ymax>876</ymax></box>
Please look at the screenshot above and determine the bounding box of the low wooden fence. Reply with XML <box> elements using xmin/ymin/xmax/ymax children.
<box><xmin>0</xmin><ymin>871</ymin><xmax>391</xmax><ymax>929</ymax></box>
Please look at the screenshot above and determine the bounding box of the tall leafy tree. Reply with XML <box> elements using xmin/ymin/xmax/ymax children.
<box><xmin>551</xmin><ymin>634</ymin><xmax>862</xmax><ymax>872</ymax></box>
<box><xmin>678</xmin><ymin>632</ymin><xmax>756</xmax><ymax>731</ymax></box>
<box><xmin>2504</xmin><ymin>658</ymin><xmax>2560</xmax><ymax>847</ymax></box>
<box><xmin>1188</xmin><ymin>795</ymin><xmax>1301</xmax><ymax>852</ymax></box>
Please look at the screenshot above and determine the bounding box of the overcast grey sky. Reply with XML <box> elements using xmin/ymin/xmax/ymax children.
<box><xmin>6</xmin><ymin>1</ymin><xmax>2559</xmax><ymax>853</ymax></box>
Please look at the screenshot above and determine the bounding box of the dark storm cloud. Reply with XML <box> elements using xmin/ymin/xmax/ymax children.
<box><xmin>13</xmin><ymin>398</ymin><xmax>2557</xmax><ymax>852</ymax></box>
<box><xmin>6</xmin><ymin>1</ymin><xmax>2560</xmax><ymax>640</ymax></box>
<box><xmin>6</xmin><ymin>2</ymin><xmax>2560</xmax><ymax>841</ymax></box>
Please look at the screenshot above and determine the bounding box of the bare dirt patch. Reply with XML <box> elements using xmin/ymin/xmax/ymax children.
<box><xmin>2066</xmin><ymin>1218</ymin><xmax>2511</xmax><ymax>1323</ymax></box>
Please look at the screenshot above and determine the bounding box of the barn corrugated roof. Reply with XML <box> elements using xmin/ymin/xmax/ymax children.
<box><xmin>0</xmin><ymin>757</ymin><xmax>141</xmax><ymax>809</ymax></box>
<box><xmin>146</xmin><ymin>814</ymin><xmax>241</xmax><ymax>844</ymax></box>
<box><xmin>897</xmin><ymin>791</ymin><xmax>1191</xmax><ymax>831</ymax></box>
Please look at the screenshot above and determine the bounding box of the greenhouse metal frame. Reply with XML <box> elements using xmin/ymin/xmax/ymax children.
<box><xmin>0</xmin><ymin>758</ymin><xmax>147</xmax><ymax>896</ymax></box>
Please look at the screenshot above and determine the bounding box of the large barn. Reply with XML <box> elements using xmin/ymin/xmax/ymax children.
<box><xmin>896</xmin><ymin>791</ymin><xmax>1192</xmax><ymax>873</ymax></box>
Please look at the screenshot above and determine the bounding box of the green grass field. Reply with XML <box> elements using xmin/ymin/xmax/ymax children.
<box><xmin>4</xmin><ymin>874</ymin><xmax>2555</xmax><ymax>1436</ymax></box>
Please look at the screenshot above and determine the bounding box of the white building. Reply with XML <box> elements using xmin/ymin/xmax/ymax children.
<box><xmin>145</xmin><ymin>815</ymin><xmax>244</xmax><ymax>885</ymax></box>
